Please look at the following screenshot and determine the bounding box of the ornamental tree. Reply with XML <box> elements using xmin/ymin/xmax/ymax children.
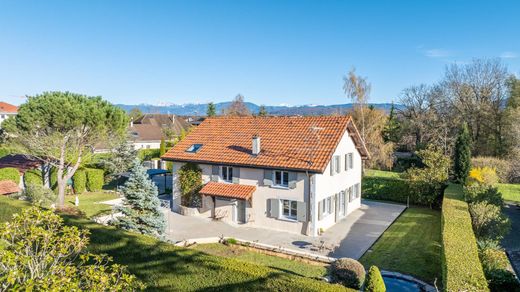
<box><xmin>454</xmin><ymin>122</ymin><xmax>472</xmax><ymax>183</ymax></box>
<box><xmin>114</xmin><ymin>160</ymin><xmax>166</xmax><ymax>236</ymax></box>
<box><xmin>0</xmin><ymin>207</ymin><xmax>143</xmax><ymax>290</ymax></box>
<box><xmin>3</xmin><ymin>92</ymin><xmax>127</xmax><ymax>207</ymax></box>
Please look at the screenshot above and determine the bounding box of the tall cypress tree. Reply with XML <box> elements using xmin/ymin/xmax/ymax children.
<box><xmin>206</xmin><ymin>102</ymin><xmax>216</xmax><ymax>117</ymax></box>
<box><xmin>159</xmin><ymin>136</ymin><xmax>166</xmax><ymax>157</ymax></box>
<box><xmin>454</xmin><ymin>122</ymin><xmax>472</xmax><ymax>183</ymax></box>
<box><xmin>114</xmin><ymin>160</ymin><xmax>166</xmax><ymax>236</ymax></box>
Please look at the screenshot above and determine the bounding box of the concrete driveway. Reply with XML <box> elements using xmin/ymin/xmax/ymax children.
<box><xmin>165</xmin><ymin>200</ymin><xmax>405</xmax><ymax>259</ymax></box>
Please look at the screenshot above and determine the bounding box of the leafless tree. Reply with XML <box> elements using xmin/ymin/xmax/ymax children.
<box><xmin>223</xmin><ymin>94</ymin><xmax>252</xmax><ymax>116</ymax></box>
<box><xmin>344</xmin><ymin>68</ymin><xmax>371</xmax><ymax>141</ymax></box>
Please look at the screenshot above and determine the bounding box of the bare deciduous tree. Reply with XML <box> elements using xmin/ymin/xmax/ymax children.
<box><xmin>223</xmin><ymin>94</ymin><xmax>252</xmax><ymax>116</ymax></box>
<box><xmin>344</xmin><ymin>68</ymin><xmax>371</xmax><ymax>141</ymax></box>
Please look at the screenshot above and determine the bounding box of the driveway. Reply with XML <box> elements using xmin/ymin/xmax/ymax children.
<box><xmin>165</xmin><ymin>200</ymin><xmax>405</xmax><ymax>259</ymax></box>
<box><xmin>502</xmin><ymin>202</ymin><xmax>520</xmax><ymax>277</ymax></box>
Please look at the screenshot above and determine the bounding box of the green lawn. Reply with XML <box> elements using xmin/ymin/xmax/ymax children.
<box><xmin>498</xmin><ymin>183</ymin><xmax>520</xmax><ymax>203</ymax></box>
<box><xmin>359</xmin><ymin>207</ymin><xmax>442</xmax><ymax>284</ymax></box>
<box><xmin>365</xmin><ymin>169</ymin><xmax>400</xmax><ymax>178</ymax></box>
<box><xmin>0</xmin><ymin>196</ymin><xmax>349</xmax><ymax>291</ymax></box>
<box><xmin>66</xmin><ymin>191</ymin><xmax>120</xmax><ymax>218</ymax></box>
<box><xmin>193</xmin><ymin>243</ymin><xmax>327</xmax><ymax>278</ymax></box>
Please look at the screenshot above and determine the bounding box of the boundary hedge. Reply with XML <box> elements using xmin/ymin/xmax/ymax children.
<box><xmin>0</xmin><ymin>167</ymin><xmax>20</xmax><ymax>184</ymax></box>
<box><xmin>73</xmin><ymin>168</ymin><xmax>87</xmax><ymax>194</ymax></box>
<box><xmin>24</xmin><ymin>169</ymin><xmax>43</xmax><ymax>186</ymax></box>
<box><xmin>441</xmin><ymin>184</ymin><xmax>489</xmax><ymax>291</ymax></box>
<box><xmin>86</xmin><ymin>168</ymin><xmax>104</xmax><ymax>192</ymax></box>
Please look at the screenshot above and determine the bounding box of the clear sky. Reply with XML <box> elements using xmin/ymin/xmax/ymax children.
<box><xmin>1</xmin><ymin>0</ymin><xmax>519</xmax><ymax>106</ymax></box>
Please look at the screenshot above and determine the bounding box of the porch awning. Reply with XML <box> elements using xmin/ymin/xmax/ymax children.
<box><xmin>199</xmin><ymin>182</ymin><xmax>256</xmax><ymax>200</ymax></box>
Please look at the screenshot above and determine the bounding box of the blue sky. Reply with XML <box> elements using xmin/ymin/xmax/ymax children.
<box><xmin>1</xmin><ymin>1</ymin><xmax>519</xmax><ymax>106</ymax></box>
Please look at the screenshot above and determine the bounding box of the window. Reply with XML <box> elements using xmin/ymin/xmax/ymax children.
<box><xmin>281</xmin><ymin>199</ymin><xmax>298</xmax><ymax>220</ymax></box>
<box><xmin>339</xmin><ymin>191</ymin><xmax>346</xmax><ymax>215</ymax></box>
<box><xmin>222</xmin><ymin>166</ymin><xmax>233</xmax><ymax>182</ymax></box>
<box><xmin>186</xmin><ymin>144</ymin><xmax>203</xmax><ymax>153</ymax></box>
<box><xmin>273</xmin><ymin>170</ymin><xmax>289</xmax><ymax>187</ymax></box>
<box><xmin>322</xmin><ymin>196</ymin><xmax>333</xmax><ymax>216</ymax></box>
<box><xmin>348</xmin><ymin>153</ymin><xmax>354</xmax><ymax>170</ymax></box>
<box><xmin>354</xmin><ymin>183</ymin><xmax>361</xmax><ymax>199</ymax></box>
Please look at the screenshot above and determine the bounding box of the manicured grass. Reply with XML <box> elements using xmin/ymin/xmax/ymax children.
<box><xmin>498</xmin><ymin>183</ymin><xmax>520</xmax><ymax>203</ymax></box>
<box><xmin>0</xmin><ymin>195</ymin><xmax>349</xmax><ymax>291</ymax></box>
<box><xmin>364</xmin><ymin>169</ymin><xmax>400</xmax><ymax>178</ymax></box>
<box><xmin>66</xmin><ymin>191</ymin><xmax>120</xmax><ymax>218</ymax></box>
<box><xmin>193</xmin><ymin>243</ymin><xmax>327</xmax><ymax>278</ymax></box>
<box><xmin>359</xmin><ymin>207</ymin><xmax>442</xmax><ymax>284</ymax></box>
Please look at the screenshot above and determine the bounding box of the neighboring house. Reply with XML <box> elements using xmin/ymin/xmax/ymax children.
<box><xmin>182</xmin><ymin>116</ymin><xmax>205</xmax><ymax>126</ymax></box>
<box><xmin>129</xmin><ymin>114</ymin><xmax>191</xmax><ymax>150</ymax></box>
<box><xmin>0</xmin><ymin>102</ymin><xmax>18</xmax><ymax>127</ymax></box>
<box><xmin>162</xmin><ymin>116</ymin><xmax>369</xmax><ymax>236</ymax></box>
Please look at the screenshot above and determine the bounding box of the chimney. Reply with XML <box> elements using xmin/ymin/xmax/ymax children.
<box><xmin>252</xmin><ymin>135</ymin><xmax>261</xmax><ymax>155</ymax></box>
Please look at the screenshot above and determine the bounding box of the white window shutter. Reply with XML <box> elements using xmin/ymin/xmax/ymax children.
<box><xmin>318</xmin><ymin>200</ymin><xmax>323</xmax><ymax>220</ymax></box>
<box><xmin>330</xmin><ymin>160</ymin><xmax>335</xmax><ymax>176</ymax></box>
<box><xmin>269</xmin><ymin>199</ymin><xmax>279</xmax><ymax>218</ymax></box>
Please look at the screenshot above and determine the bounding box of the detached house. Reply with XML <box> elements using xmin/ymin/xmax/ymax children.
<box><xmin>162</xmin><ymin>116</ymin><xmax>369</xmax><ymax>236</ymax></box>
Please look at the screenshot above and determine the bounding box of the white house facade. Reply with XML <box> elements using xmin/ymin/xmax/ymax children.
<box><xmin>163</xmin><ymin>116</ymin><xmax>369</xmax><ymax>236</ymax></box>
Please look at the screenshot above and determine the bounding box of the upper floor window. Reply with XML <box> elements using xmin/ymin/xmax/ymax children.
<box><xmin>186</xmin><ymin>144</ymin><xmax>203</xmax><ymax>153</ymax></box>
<box><xmin>222</xmin><ymin>166</ymin><xmax>233</xmax><ymax>182</ymax></box>
<box><xmin>274</xmin><ymin>170</ymin><xmax>289</xmax><ymax>187</ymax></box>
<box><xmin>330</xmin><ymin>155</ymin><xmax>341</xmax><ymax>175</ymax></box>
<box><xmin>345</xmin><ymin>153</ymin><xmax>354</xmax><ymax>170</ymax></box>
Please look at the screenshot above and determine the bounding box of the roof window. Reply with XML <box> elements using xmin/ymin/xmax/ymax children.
<box><xmin>186</xmin><ymin>144</ymin><xmax>203</xmax><ymax>153</ymax></box>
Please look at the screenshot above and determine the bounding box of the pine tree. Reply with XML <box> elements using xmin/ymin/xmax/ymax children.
<box><xmin>258</xmin><ymin>105</ymin><xmax>268</xmax><ymax>117</ymax></box>
<box><xmin>382</xmin><ymin>102</ymin><xmax>401</xmax><ymax>143</ymax></box>
<box><xmin>159</xmin><ymin>136</ymin><xmax>166</xmax><ymax>157</ymax></box>
<box><xmin>101</xmin><ymin>142</ymin><xmax>137</xmax><ymax>176</ymax></box>
<box><xmin>206</xmin><ymin>102</ymin><xmax>216</xmax><ymax>117</ymax></box>
<box><xmin>114</xmin><ymin>160</ymin><xmax>166</xmax><ymax>236</ymax></box>
<box><xmin>454</xmin><ymin>122</ymin><xmax>472</xmax><ymax>183</ymax></box>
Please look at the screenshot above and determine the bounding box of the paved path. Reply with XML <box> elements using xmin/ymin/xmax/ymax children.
<box><xmin>165</xmin><ymin>200</ymin><xmax>405</xmax><ymax>259</ymax></box>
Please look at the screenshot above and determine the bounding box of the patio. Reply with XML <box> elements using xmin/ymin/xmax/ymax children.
<box><xmin>165</xmin><ymin>200</ymin><xmax>406</xmax><ymax>259</ymax></box>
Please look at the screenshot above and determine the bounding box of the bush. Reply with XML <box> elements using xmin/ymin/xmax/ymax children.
<box><xmin>24</xmin><ymin>169</ymin><xmax>43</xmax><ymax>186</ymax></box>
<box><xmin>138</xmin><ymin>149</ymin><xmax>161</xmax><ymax>161</ymax></box>
<box><xmin>469</xmin><ymin>202</ymin><xmax>510</xmax><ymax>242</ymax></box>
<box><xmin>485</xmin><ymin>269</ymin><xmax>520</xmax><ymax>292</ymax></box>
<box><xmin>178</xmin><ymin>163</ymin><xmax>202</xmax><ymax>207</ymax></box>
<box><xmin>364</xmin><ymin>266</ymin><xmax>385</xmax><ymax>292</ymax></box>
<box><xmin>472</xmin><ymin>157</ymin><xmax>512</xmax><ymax>183</ymax></box>
<box><xmin>24</xmin><ymin>184</ymin><xmax>57</xmax><ymax>207</ymax></box>
<box><xmin>0</xmin><ymin>147</ymin><xmax>15</xmax><ymax>159</ymax></box>
<box><xmin>73</xmin><ymin>168</ymin><xmax>87</xmax><ymax>194</ymax></box>
<box><xmin>0</xmin><ymin>167</ymin><xmax>20</xmax><ymax>184</ymax></box>
<box><xmin>441</xmin><ymin>184</ymin><xmax>489</xmax><ymax>291</ymax></box>
<box><xmin>362</xmin><ymin>174</ymin><xmax>415</xmax><ymax>204</ymax></box>
<box><xmin>480</xmin><ymin>248</ymin><xmax>510</xmax><ymax>272</ymax></box>
<box><xmin>329</xmin><ymin>258</ymin><xmax>366</xmax><ymax>289</ymax></box>
<box><xmin>464</xmin><ymin>184</ymin><xmax>504</xmax><ymax>207</ymax></box>
<box><xmin>469</xmin><ymin>167</ymin><xmax>499</xmax><ymax>186</ymax></box>
<box><xmin>85</xmin><ymin>168</ymin><xmax>104</xmax><ymax>192</ymax></box>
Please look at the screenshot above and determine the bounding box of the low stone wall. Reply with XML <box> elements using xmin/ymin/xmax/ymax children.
<box><xmin>178</xmin><ymin>205</ymin><xmax>201</xmax><ymax>216</ymax></box>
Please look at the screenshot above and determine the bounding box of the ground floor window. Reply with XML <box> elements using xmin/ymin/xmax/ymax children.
<box><xmin>281</xmin><ymin>199</ymin><xmax>297</xmax><ymax>220</ymax></box>
<box><xmin>321</xmin><ymin>196</ymin><xmax>333</xmax><ymax>216</ymax></box>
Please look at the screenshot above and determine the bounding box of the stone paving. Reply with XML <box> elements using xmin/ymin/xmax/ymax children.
<box><xmin>164</xmin><ymin>199</ymin><xmax>406</xmax><ymax>259</ymax></box>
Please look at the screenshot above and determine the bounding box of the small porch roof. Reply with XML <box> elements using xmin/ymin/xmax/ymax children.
<box><xmin>199</xmin><ymin>182</ymin><xmax>256</xmax><ymax>200</ymax></box>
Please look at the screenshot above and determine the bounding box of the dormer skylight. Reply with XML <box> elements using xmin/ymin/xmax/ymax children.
<box><xmin>186</xmin><ymin>144</ymin><xmax>203</xmax><ymax>153</ymax></box>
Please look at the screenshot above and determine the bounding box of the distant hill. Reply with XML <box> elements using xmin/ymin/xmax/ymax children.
<box><xmin>116</xmin><ymin>102</ymin><xmax>401</xmax><ymax>116</ymax></box>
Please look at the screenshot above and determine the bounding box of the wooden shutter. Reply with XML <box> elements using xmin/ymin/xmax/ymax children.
<box><xmin>330</xmin><ymin>160</ymin><xmax>335</xmax><ymax>176</ymax></box>
<box><xmin>345</xmin><ymin>154</ymin><xmax>348</xmax><ymax>171</ymax></box>
<box><xmin>348</xmin><ymin>153</ymin><xmax>353</xmax><ymax>170</ymax></box>
<box><xmin>318</xmin><ymin>200</ymin><xmax>323</xmax><ymax>220</ymax></box>
<box><xmin>336</xmin><ymin>156</ymin><xmax>341</xmax><ymax>173</ymax></box>
<box><xmin>334</xmin><ymin>193</ymin><xmax>340</xmax><ymax>222</ymax></box>
<box><xmin>268</xmin><ymin>199</ymin><xmax>279</xmax><ymax>218</ymax></box>
<box><xmin>263</xmin><ymin>170</ymin><xmax>273</xmax><ymax>186</ymax></box>
<box><xmin>296</xmin><ymin>201</ymin><xmax>307</xmax><ymax>222</ymax></box>
<box><xmin>232</xmin><ymin>167</ymin><xmax>240</xmax><ymax>184</ymax></box>
<box><xmin>288</xmin><ymin>172</ymin><xmax>297</xmax><ymax>189</ymax></box>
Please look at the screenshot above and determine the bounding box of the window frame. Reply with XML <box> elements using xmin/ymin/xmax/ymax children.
<box><xmin>221</xmin><ymin>166</ymin><xmax>233</xmax><ymax>183</ymax></box>
<box><xmin>348</xmin><ymin>153</ymin><xmax>354</xmax><ymax>170</ymax></box>
<box><xmin>280</xmin><ymin>199</ymin><xmax>298</xmax><ymax>221</ymax></box>
<box><xmin>273</xmin><ymin>170</ymin><xmax>289</xmax><ymax>188</ymax></box>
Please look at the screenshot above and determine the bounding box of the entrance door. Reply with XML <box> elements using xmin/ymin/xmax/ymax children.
<box><xmin>236</xmin><ymin>200</ymin><xmax>246</xmax><ymax>223</ymax></box>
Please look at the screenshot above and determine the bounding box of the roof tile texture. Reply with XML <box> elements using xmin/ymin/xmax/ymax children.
<box><xmin>0</xmin><ymin>102</ymin><xmax>18</xmax><ymax>113</ymax></box>
<box><xmin>162</xmin><ymin>116</ymin><xmax>365</xmax><ymax>173</ymax></box>
<box><xmin>199</xmin><ymin>182</ymin><xmax>256</xmax><ymax>200</ymax></box>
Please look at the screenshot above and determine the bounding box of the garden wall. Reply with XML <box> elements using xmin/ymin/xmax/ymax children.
<box><xmin>441</xmin><ymin>184</ymin><xmax>489</xmax><ymax>291</ymax></box>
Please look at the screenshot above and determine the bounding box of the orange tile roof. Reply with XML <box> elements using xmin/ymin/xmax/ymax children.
<box><xmin>199</xmin><ymin>182</ymin><xmax>256</xmax><ymax>200</ymax></box>
<box><xmin>0</xmin><ymin>180</ymin><xmax>20</xmax><ymax>195</ymax></box>
<box><xmin>162</xmin><ymin>116</ymin><xmax>369</xmax><ymax>173</ymax></box>
<box><xmin>0</xmin><ymin>102</ymin><xmax>18</xmax><ymax>113</ymax></box>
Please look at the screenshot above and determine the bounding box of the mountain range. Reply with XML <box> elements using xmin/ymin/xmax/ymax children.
<box><xmin>117</xmin><ymin>102</ymin><xmax>401</xmax><ymax>116</ymax></box>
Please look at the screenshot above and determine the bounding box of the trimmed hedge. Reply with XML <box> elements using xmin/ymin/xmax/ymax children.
<box><xmin>0</xmin><ymin>167</ymin><xmax>20</xmax><ymax>184</ymax></box>
<box><xmin>362</xmin><ymin>175</ymin><xmax>411</xmax><ymax>204</ymax></box>
<box><xmin>73</xmin><ymin>168</ymin><xmax>87</xmax><ymax>194</ymax></box>
<box><xmin>442</xmin><ymin>184</ymin><xmax>489</xmax><ymax>291</ymax></box>
<box><xmin>24</xmin><ymin>169</ymin><xmax>43</xmax><ymax>186</ymax></box>
<box><xmin>86</xmin><ymin>168</ymin><xmax>104</xmax><ymax>192</ymax></box>
<box><xmin>138</xmin><ymin>149</ymin><xmax>161</xmax><ymax>161</ymax></box>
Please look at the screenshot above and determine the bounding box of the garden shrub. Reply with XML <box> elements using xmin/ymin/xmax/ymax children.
<box><xmin>177</xmin><ymin>163</ymin><xmax>202</xmax><ymax>207</ymax></box>
<box><xmin>329</xmin><ymin>258</ymin><xmax>366</xmax><ymax>289</ymax></box>
<box><xmin>137</xmin><ymin>149</ymin><xmax>161</xmax><ymax>161</ymax></box>
<box><xmin>0</xmin><ymin>167</ymin><xmax>20</xmax><ymax>184</ymax></box>
<box><xmin>469</xmin><ymin>202</ymin><xmax>510</xmax><ymax>242</ymax></box>
<box><xmin>24</xmin><ymin>184</ymin><xmax>57</xmax><ymax>207</ymax></box>
<box><xmin>24</xmin><ymin>169</ymin><xmax>43</xmax><ymax>186</ymax></box>
<box><xmin>441</xmin><ymin>184</ymin><xmax>489</xmax><ymax>291</ymax></box>
<box><xmin>480</xmin><ymin>248</ymin><xmax>510</xmax><ymax>271</ymax></box>
<box><xmin>480</xmin><ymin>248</ymin><xmax>520</xmax><ymax>292</ymax></box>
<box><xmin>469</xmin><ymin>167</ymin><xmax>499</xmax><ymax>186</ymax></box>
<box><xmin>464</xmin><ymin>184</ymin><xmax>504</xmax><ymax>207</ymax></box>
<box><xmin>86</xmin><ymin>168</ymin><xmax>104</xmax><ymax>192</ymax></box>
<box><xmin>472</xmin><ymin>157</ymin><xmax>512</xmax><ymax>183</ymax></box>
<box><xmin>0</xmin><ymin>147</ymin><xmax>15</xmax><ymax>159</ymax></box>
<box><xmin>364</xmin><ymin>266</ymin><xmax>385</xmax><ymax>292</ymax></box>
<box><xmin>73</xmin><ymin>168</ymin><xmax>87</xmax><ymax>194</ymax></box>
<box><xmin>362</xmin><ymin>174</ymin><xmax>416</xmax><ymax>204</ymax></box>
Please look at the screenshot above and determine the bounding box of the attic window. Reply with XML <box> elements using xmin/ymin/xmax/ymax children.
<box><xmin>186</xmin><ymin>144</ymin><xmax>203</xmax><ymax>153</ymax></box>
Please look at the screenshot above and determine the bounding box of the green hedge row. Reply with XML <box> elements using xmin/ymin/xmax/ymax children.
<box><xmin>138</xmin><ymin>149</ymin><xmax>161</xmax><ymax>161</ymax></box>
<box><xmin>73</xmin><ymin>168</ymin><xmax>87</xmax><ymax>194</ymax></box>
<box><xmin>0</xmin><ymin>167</ymin><xmax>20</xmax><ymax>184</ymax></box>
<box><xmin>86</xmin><ymin>168</ymin><xmax>104</xmax><ymax>192</ymax></box>
<box><xmin>24</xmin><ymin>169</ymin><xmax>43</xmax><ymax>186</ymax></box>
<box><xmin>362</xmin><ymin>175</ymin><xmax>411</xmax><ymax>204</ymax></box>
<box><xmin>441</xmin><ymin>184</ymin><xmax>489</xmax><ymax>291</ymax></box>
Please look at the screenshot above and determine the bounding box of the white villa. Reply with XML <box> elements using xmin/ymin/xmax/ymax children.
<box><xmin>162</xmin><ymin>116</ymin><xmax>369</xmax><ymax>236</ymax></box>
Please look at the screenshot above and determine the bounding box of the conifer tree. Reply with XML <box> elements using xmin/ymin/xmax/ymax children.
<box><xmin>206</xmin><ymin>102</ymin><xmax>217</xmax><ymax>117</ymax></box>
<box><xmin>382</xmin><ymin>102</ymin><xmax>401</xmax><ymax>143</ymax></box>
<box><xmin>258</xmin><ymin>105</ymin><xmax>268</xmax><ymax>117</ymax></box>
<box><xmin>159</xmin><ymin>136</ymin><xmax>166</xmax><ymax>157</ymax></box>
<box><xmin>114</xmin><ymin>160</ymin><xmax>166</xmax><ymax>236</ymax></box>
<box><xmin>454</xmin><ymin>122</ymin><xmax>472</xmax><ymax>183</ymax></box>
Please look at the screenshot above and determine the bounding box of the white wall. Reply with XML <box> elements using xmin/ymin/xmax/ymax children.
<box><xmin>314</xmin><ymin>129</ymin><xmax>362</xmax><ymax>233</ymax></box>
<box><xmin>0</xmin><ymin>113</ymin><xmax>16</xmax><ymax>127</ymax></box>
<box><xmin>132</xmin><ymin>141</ymin><xmax>161</xmax><ymax>150</ymax></box>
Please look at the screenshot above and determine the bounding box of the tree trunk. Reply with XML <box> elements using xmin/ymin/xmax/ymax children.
<box><xmin>57</xmin><ymin>180</ymin><xmax>66</xmax><ymax>207</ymax></box>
